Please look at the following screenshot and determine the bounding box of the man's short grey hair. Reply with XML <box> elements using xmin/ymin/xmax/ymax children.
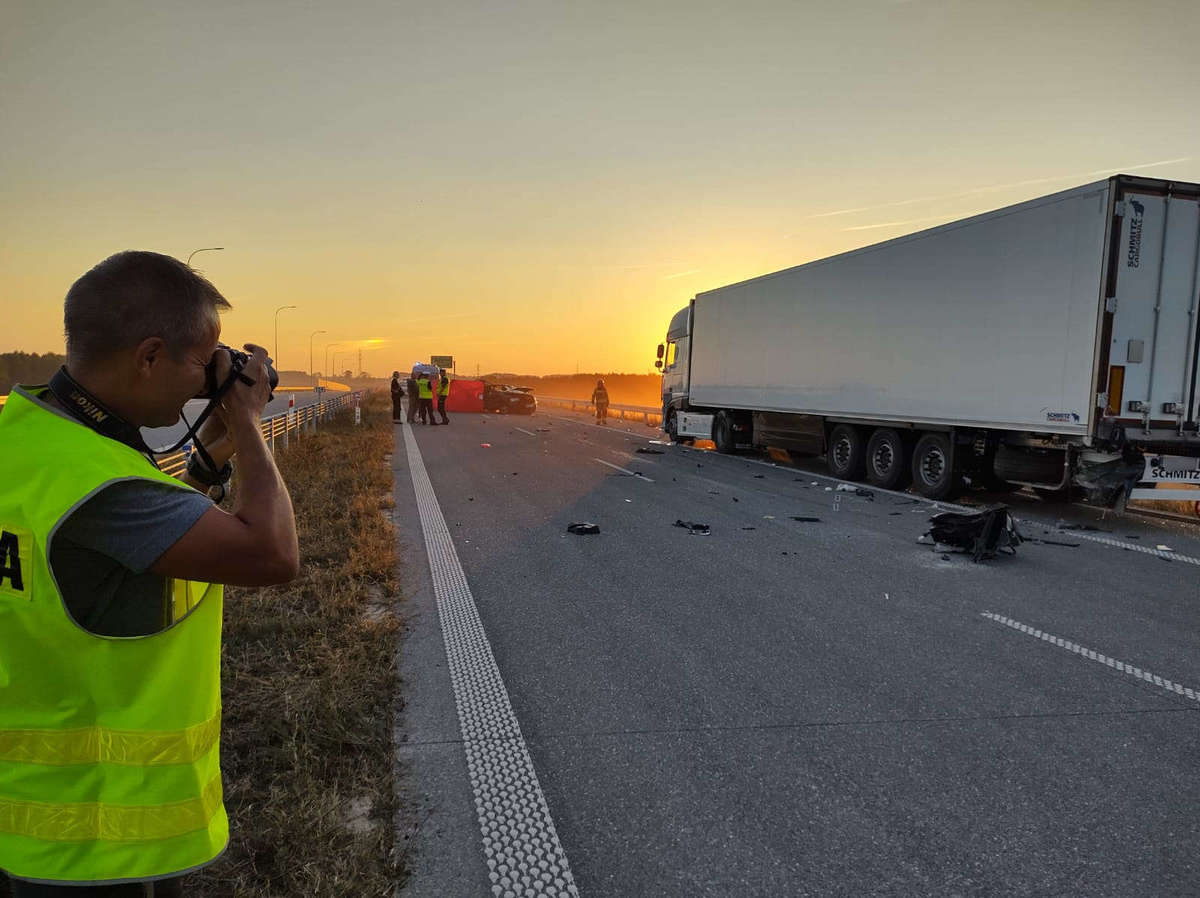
<box><xmin>64</xmin><ymin>251</ymin><xmax>232</xmax><ymax>365</ymax></box>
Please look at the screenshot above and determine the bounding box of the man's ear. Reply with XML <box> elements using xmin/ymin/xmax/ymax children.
<box><xmin>133</xmin><ymin>336</ymin><xmax>168</xmax><ymax>377</ymax></box>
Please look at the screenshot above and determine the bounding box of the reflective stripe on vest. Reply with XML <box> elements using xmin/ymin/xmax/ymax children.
<box><xmin>0</xmin><ymin>774</ymin><xmax>222</xmax><ymax>843</ymax></box>
<box><xmin>0</xmin><ymin>387</ymin><xmax>227</xmax><ymax>882</ymax></box>
<box><xmin>0</xmin><ymin>712</ymin><xmax>219</xmax><ymax>766</ymax></box>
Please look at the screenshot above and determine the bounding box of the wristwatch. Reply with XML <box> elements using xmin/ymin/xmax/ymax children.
<box><xmin>186</xmin><ymin>454</ymin><xmax>233</xmax><ymax>487</ymax></box>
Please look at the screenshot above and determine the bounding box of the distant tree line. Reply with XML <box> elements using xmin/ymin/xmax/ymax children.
<box><xmin>0</xmin><ymin>352</ymin><xmax>66</xmax><ymax>391</ymax></box>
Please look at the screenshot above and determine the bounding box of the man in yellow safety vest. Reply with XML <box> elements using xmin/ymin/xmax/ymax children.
<box><xmin>436</xmin><ymin>369</ymin><xmax>451</xmax><ymax>424</ymax></box>
<box><xmin>416</xmin><ymin>371</ymin><xmax>435</xmax><ymax>425</ymax></box>
<box><xmin>0</xmin><ymin>251</ymin><xmax>299</xmax><ymax>896</ymax></box>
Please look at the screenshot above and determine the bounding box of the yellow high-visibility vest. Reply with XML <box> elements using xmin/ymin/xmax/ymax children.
<box><xmin>438</xmin><ymin>377</ymin><xmax>450</xmax><ymax>397</ymax></box>
<box><xmin>0</xmin><ymin>388</ymin><xmax>227</xmax><ymax>884</ymax></box>
<box><xmin>417</xmin><ymin>378</ymin><xmax>433</xmax><ymax>399</ymax></box>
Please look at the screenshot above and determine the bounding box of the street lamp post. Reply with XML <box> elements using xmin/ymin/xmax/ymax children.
<box><xmin>324</xmin><ymin>343</ymin><xmax>343</xmax><ymax>386</ymax></box>
<box><xmin>274</xmin><ymin>305</ymin><xmax>298</xmax><ymax>372</ymax></box>
<box><xmin>185</xmin><ymin>247</ymin><xmax>223</xmax><ymax>266</ymax></box>
<box><xmin>309</xmin><ymin>330</ymin><xmax>326</xmax><ymax>390</ymax></box>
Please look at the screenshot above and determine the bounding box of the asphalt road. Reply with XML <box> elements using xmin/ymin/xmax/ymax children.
<box><xmin>393</xmin><ymin>408</ymin><xmax>1200</xmax><ymax>897</ymax></box>
<box><xmin>140</xmin><ymin>390</ymin><xmax>328</xmax><ymax>451</ymax></box>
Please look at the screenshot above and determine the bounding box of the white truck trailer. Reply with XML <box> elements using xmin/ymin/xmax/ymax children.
<box><xmin>656</xmin><ymin>174</ymin><xmax>1200</xmax><ymax>503</ymax></box>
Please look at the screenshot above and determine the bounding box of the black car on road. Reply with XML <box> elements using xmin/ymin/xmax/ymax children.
<box><xmin>483</xmin><ymin>383</ymin><xmax>537</xmax><ymax>415</ymax></box>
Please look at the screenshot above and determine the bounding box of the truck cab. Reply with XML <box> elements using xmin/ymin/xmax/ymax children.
<box><xmin>657</xmin><ymin>304</ymin><xmax>691</xmax><ymax>439</ymax></box>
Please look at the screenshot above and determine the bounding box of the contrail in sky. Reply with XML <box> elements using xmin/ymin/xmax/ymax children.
<box><xmin>811</xmin><ymin>156</ymin><xmax>1192</xmax><ymax>221</ymax></box>
<box><xmin>661</xmin><ymin>269</ymin><xmax>703</xmax><ymax>280</ymax></box>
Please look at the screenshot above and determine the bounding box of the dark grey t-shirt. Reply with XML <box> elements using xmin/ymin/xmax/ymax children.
<box><xmin>50</xmin><ymin>479</ymin><xmax>213</xmax><ymax>637</ymax></box>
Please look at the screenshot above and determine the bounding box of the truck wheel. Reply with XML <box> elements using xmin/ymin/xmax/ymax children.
<box><xmin>666</xmin><ymin>409</ymin><xmax>680</xmax><ymax>443</ymax></box>
<box><xmin>714</xmin><ymin>411</ymin><xmax>736</xmax><ymax>453</ymax></box>
<box><xmin>865</xmin><ymin>428</ymin><xmax>910</xmax><ymax>490</ymax></box>
<box><xmin>827</xmin><ymin>424</ymin><xmax>866</xmax><ymax>481</ymax></box>
<box><xmin>911</xmin><ymin>433</ymin><xmax>959</xmax><ymax>499</ymax></box>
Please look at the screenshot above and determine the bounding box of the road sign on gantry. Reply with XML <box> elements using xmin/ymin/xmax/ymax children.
<box><xmin>431</xmin><ymin>355</ymin><xmax>453</xmax><ymax>369</ymax></box>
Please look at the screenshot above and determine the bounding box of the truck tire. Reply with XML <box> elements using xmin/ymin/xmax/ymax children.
<box><xmin>714</xmin><ymin>411</ymin><xmax>736</xmax><ymax>453</ymax></box>
<box><xmin>827</xmin><ymin>424</ymin><xmax>866</xmax><ymax>481</ymax></box>
<box><xmin>865</xmin><ymin>428</ymin><xmax>910</xmax><ymax>490</ymax></box>
<box><xmin>911</xmin><ymin>433</ymin><xmax>958</xmax><ymax>499</ymax></box>
<box><xmin>666</xmin><ymin>409</ymin><xmax>679</xmax><ymax>442</ymax></box>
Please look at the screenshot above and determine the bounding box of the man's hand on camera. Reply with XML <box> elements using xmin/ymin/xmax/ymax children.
<box><xmin>215</xmin><ymin>344</ymin><xmax>272</xmax><ymax>445</ymax></box>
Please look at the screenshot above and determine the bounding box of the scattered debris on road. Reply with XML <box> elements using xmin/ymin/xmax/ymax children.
<box><xmin>923</xmin><ymin>505</ymin><xmax>1023</xmax><ymax>562</ymax></box>
<box><xmin>790</xmin><ymin>516</ymin><xmax>822</xmax><ymax>522</ymax></box>
<box><xmin>835</xmin><ymin>483</ymin><xmax>875</xmax><ymax>499</ymax></box>
<box><xmin>674</xmin><ymin>519</ymin><xmax>711</xmax><ymax>535</ymax></box>
<box><xmin>567</xmin><ymin>522</ymin><xmax>601</xmax><ymax>535</ymax></box>
<box><xmin>480</xmin><ymin>443</ymin><xmax>491</xmax><ymax>448</ymax></box>
<box><xmin>636</xmin><ymin>447</ymin><xmax>665</xmax><ymax>454</ymax></box>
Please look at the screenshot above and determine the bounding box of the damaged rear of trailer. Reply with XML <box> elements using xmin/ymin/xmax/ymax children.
<box><xmin>657</xmin><ymin>174</ymin><xmax>1200</xmax><ymax>504</ymax></box>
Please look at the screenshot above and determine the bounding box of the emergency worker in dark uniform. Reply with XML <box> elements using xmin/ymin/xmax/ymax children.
<box><xmin>390</xmin><ymin>370</ymin><xmax>403</xmax><ymax>422</ymax></box>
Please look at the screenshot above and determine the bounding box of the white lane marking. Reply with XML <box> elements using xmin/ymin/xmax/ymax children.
<box><xmin>593</xmin><ymin>458</ymin><xmax>655</xmax><ymax>482</ymax></box>
<box><xmin>706</xmin><ymin>454</ymin><xmax>1200</xmax><ymax>563</ymax></box>
<box><xmin>1050</xmin><ymin>531</ymin><xmax>1200</xmax><ymax>566</ymax></box>
<box><xmin>981</xmin><ymin>612</ymin><xmax>1200</xmax><ymax>703</ymax></box>
<box><xmin>514</xmin><ymin>427</ymin><xmax>537</xmax><ymax>437</ymax></box>
<box><xmin>401</xmin><ymin>423</ymin><xmax>580</xmax><ymax>898</ymax></box>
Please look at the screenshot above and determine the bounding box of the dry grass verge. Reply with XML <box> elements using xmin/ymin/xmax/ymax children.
<box><xmin>194</xmin><ymin>391</ymin><xmax>404</xmax><ymax>896</ymax></box>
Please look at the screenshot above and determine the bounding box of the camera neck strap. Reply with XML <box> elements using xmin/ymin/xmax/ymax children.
<box><xmin>48</xmin><ymin>363</ymin><xmax>252</xmax><ymax>475</ymax></box>
<box><xmin>48</xmin><ymin>366</ymin><xmax>154</xmax><ymax>459</ymax></box>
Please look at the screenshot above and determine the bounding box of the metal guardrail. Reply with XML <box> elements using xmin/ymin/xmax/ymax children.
<box><xmin>154</xmin><ymin>391</ymin><xmax>365</xmax><ymax>477</ymax></box>
<box><xmin>537</xmin><ymin>395</ymin><xmax>662</xmax><ymax>427</ymax></box>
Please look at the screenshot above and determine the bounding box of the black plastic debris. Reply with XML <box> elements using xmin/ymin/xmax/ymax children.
<box><xmin>1057</xmin><ymin>523</ymin><xmax>1109</xmax><ymax>533</ymax></box>
<box><xmin>635</xmin><ymin>447</ymin><xmax>665</xmax><ymax>455</ymax></box>
<box><xmin>754</xmin><ymin>474</ymin><xmax>765</xmax><ymax>479</ymax></box>
<box><xmin>924</xmin><ymin>505</ymin><xmax>1023</xmax><ymax>562</ymax></box>
<box><xmin>731</xmin><ymin>497</ymin><xmax>739</xmax><ymax>503</ymax></box>
<box><xmin>790</xmin><ymin>516</ymin><xmax>821</xmax><ymax>523</ymax></box>
<box><xmin>567</xmin><ymin>523</ymin><xmax>600</xmax><ymax>535</ymax></box>
<box><xmin>741</xmin><ymin>526</ymin><xmax>756</xmax><ymax>530</ymax></box>
<box><xmin>674</xmin><ymin>520</ymin><xmax>711</xmax><ymax>535</ymax></box>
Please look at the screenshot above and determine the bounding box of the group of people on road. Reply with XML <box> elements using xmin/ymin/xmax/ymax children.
<box><xmin>391</xmin><ymin>366</ymin><xmax>450</xmax><ymax>425</ymax></box>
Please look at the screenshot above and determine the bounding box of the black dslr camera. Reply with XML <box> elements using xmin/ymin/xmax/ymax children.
<box><xmin>198</xmin><ymin>343</ymin><xmax>279</xmax><ymax>400</ymax></box>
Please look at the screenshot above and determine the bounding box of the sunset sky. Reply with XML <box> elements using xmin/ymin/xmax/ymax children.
<box><xmin>2</xmin><ymin>0</ymin><xmax>1198</xmax><ymax>377</ymax></box>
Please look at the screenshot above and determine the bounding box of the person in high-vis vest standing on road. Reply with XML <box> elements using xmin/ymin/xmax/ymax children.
<box><xmin>436</xmin><ymin>368</ymin><xmax>451</xmax><ymax>424</ymax></box>
<box><xmin>416</xmin><ymin>371</ymin><xmax>435</xmax><ymax>425</ymax></box>
<box><xmin>0</xmin><ymin>251</ymin><xmax>299</xmax><ymax>897</ymax></box>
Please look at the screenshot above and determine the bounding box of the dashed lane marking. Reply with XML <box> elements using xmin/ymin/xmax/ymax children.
<box><xmin>514</xmin><ymin>427</ymin><xmax>537</xmax><ymax>437</ymax></box>
<box><xmin>401</xmin><ymin>422</ymin><xmax>580</xmax><ymax>898</ymax></box>
<box><xmin>593</xmin><ymin>458</ymin><xmax>655</xmax><ymax>482</ymax></box>
<box><xmin>981</xmin><ymin>612</ymin><xmax>1200</xmax><ymax>703</ymax></box>
<box><xmin>1048</xmin><ymin>531</ymin><xmax>1200</xmax><ymax>566</ymax></box>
